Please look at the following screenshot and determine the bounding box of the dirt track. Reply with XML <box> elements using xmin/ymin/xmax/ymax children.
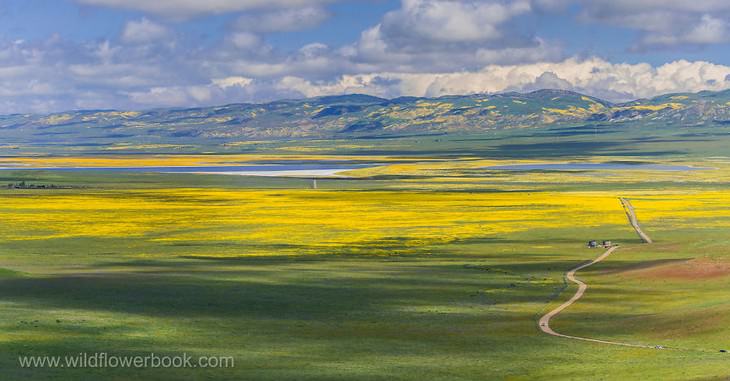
<box><xmin>619</xmin><ymin>197</ymin><xmax>653</xmax><ymax>244</ymax></box>
<box><xmin>538</xmin><ymin>246</ymin><xmax>654</xmax><ymax>348</ymax></box>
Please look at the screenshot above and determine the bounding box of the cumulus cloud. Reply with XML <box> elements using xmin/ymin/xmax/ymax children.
<box><xmin>574</xmin><ymin>0</ymin><xmax>730</xmax><ymax>48</ymax></box>
<box><xmin>516</xmin><ymin>71</ymin><xmax>572</xmax><ymax>92</ymax></box>
<box><xmin>2</xmin><ymin>29</ymin><xmax>730</xmax><ymax>114</ymax></box>
<box><xmin>224</xmin><ymin>6</ymin><xmax>329</xmax><ymax>57</ymax></box>
<box><xmin>126</xmin><ymin>77</ymin><xmax>258</xmax><ymax>107</ymax></box>
<box><xmin>678</xmin><ymin>15</ymin><xmax>728</xmax><ymax>45</ymax></box>
<box><xmin>271</xmin><ymin>58</ymin><xmax>730</xmax><ymax>102</ymax></box>
<box><xmin>0</xmin><ymin>35</ymin><xmax>210</xmax><ymax>113</ymax></box>
<box><xmin>379</xmin><ymin>0</ymin><xmax>532</xmax><ymax>45</ymax></box>
<box><xmin>3</xmin><ymin>1</ymin><xmax>730</xmax><ymax>114</ymax></box>
<box><xmin>343</xmin><ymin>0</ymin><xmax>556</xmax><ymax>72</ymax></box>
<box><xmin>121</xmin><ymin>18</ymin><xmax>170</xmax><ymax>44</ymax></box>
<box><xmin>212</xmin><ymin>76</ymin><xmax>253</xmax><ymax>88</ymax></box>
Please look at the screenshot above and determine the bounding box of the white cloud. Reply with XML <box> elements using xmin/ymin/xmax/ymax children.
<box><xmin>234</xmin><ymin>7</ymin><xmax>329</xmax><ymax>32</ymax></box>
<box><xmin>343</xmin><ymin>0</ymin><xmax>553</xmax><ymax>73</ymax></box>
<box><xmin>229</xmin><ymin>32</ymin><xmax>263</xmax><ymax>49</ymax></box>
<box><xmin>126</xmin><ymin>77</ymin><xmax>257</xmax><ymax>107</ymax></box>
<box><xmin>3</xmin><ymin>30</ymin><xmax>730</xmax><ymax>114</ymax></box>
<box><xmin>276</xmin><ymin>74</ymin><xmax>378</xmax><ymax>97</ymax></box>
<box><xmin>229</xmin><ymin>60</ymin><xmax>289</xmax><ymax>77</ymax></box>
<box><xmin>573</xmin><ymin>0</ymin><xmax>730</xmax><ymax>48</ymax></box>
<box><xmin>4</xmin><ymin>1</ymin><xmax>730</xmax><ymax>114</ymax></box>
<box><xmin>684</xmin><ymin>15</ymin><xmax>728</xmax><ymax>45</ymax></box>
<box><xmin>223</xmin><ymin>6</ymin><xmax>329</xmax><ymax>61</ymax></box>
<box><xmin>94</xmin><ymin>40</ymin><xmax>118</xmax><ymax>63</ymax></box>
<box><xmin>212</xmin><ymin>76</ymin><xmax>253</xmax><ymax>88</ymax></box>
<box><xmin>121</xmin><ymin>18</ymin><xmax>170</xmax><ymax>44</ymax></box>
<box><xmin>271</xmin><ymin>57</ymin><xmax>730</xmax><ymax>102</ymax></box>
<box><xmin>127</xmin><ymin>86</ymin><xmax>193</xmax><ymax>106</ymax></box>
<box><xmin>380</xmin><ymin>0</ymin><xmax>532</xmax><ymax>45</ymax></box>
<box><xmin>69</xmin><ymin>63</ymin><xmax>163</xmax><ymax>87</ymax></box>
<box><xmin>346</xmin><ymin>24</ymin><xmax>557</xmax><ymax>73</ymax></box>
<box><xmin>76</xmin><ymin>0</ymin><xmax>336</xmax><ymax>19</ymax></box>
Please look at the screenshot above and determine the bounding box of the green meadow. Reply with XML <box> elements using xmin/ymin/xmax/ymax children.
<box><xmin>1</xmin><ymin>126</ymin><xmax>730</xmax><ymax>380</ymax></box>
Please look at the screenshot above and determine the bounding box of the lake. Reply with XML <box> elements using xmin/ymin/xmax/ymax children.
<box><xmin>0</xmin><ymin>163</ymin><xmax>374</xmax><ymax>177</ymax></box>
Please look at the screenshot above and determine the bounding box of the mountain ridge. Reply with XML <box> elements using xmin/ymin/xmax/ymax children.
<box><xmin>3</xmin><ymin>89</ymin><xmax>730</xmax><ymax>146</ymax></box>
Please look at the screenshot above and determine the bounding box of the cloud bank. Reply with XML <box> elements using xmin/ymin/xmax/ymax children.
<box><xmin>1</xmin><ymin>0</ymin><xmax>729</xmax><ymax>113</ymax></box>
<box><xmin>271</xmin><ymin>58</ymin><xmax>730</xmax><ymax>102</ymax></box>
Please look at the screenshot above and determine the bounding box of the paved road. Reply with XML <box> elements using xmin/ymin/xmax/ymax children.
<box><xmin>538</xmin><ymin>246</ymin><xmax>655</xmax><ymax>348</ymax></box>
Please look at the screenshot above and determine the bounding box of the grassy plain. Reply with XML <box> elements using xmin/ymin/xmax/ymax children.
<box><xmin>2</xmin><ymin>126</ymin><xmax>730</xmax><ymax>380</ymax></box>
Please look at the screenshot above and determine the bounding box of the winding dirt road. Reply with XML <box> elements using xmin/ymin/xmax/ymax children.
<box><xmin>619</xmin><ymin>197</ymin><xmax>653</xmax><ymax>244</ymax></box>
<box><xmin>538</xmin><ymin>246</ymin><xmax>655</xmax><ymax>348</ymax></box>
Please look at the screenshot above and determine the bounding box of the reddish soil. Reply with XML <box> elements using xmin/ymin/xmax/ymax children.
<box><xmin>631</xmin><ymin>257</ymin><xmax>730</xmax><ymax>280</ymax></box>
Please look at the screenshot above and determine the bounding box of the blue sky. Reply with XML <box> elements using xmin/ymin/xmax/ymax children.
<box><xmin>1</xmin><ymin>0</ymin><xmax>730</xmax><ymax>113</ymax></box>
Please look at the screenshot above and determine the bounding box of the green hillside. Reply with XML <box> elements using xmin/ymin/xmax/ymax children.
<box><xmin>3</xmin><ymin>89</ymin><xmax>730</xmax><ymax>149</ymax></box>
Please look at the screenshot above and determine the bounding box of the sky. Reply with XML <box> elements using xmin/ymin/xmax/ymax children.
<box><xmin>2</xmin><ymin>0</ymin><xmax>730</xmax><ymax>114</ymax></box>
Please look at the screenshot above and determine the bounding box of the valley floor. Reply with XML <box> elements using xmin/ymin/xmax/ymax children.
<box><xmin>2</xmin><ymin>131</ymin><xmax>730</xmax><ymax>380</ymax></box>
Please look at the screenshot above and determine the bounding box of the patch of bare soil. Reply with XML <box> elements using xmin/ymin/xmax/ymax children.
<box><xmin>631</xmin><ymin>257</ymin><xmax>730</xmax><ymax>280</ymax></box>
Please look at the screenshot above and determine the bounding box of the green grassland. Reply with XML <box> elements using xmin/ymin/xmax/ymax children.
<box><xmin>2</xmin><ymin>127</ymin><xmax>730</xmax><ymax>380</ymax></box>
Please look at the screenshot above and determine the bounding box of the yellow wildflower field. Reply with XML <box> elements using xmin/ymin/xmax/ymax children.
<box><xmin>3</xmin><ymin>186</ymin><xmax>728</xmax><ymax>257</ymax></box>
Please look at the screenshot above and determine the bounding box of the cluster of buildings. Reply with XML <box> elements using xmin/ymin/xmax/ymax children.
<box><xmin>587</xmin><ymin>240</ymin><xmax>613</xmax><ymax>249</ymax></box>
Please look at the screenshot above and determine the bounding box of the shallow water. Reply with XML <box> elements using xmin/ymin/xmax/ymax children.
<box><xmin>0</xmin><ymin>163</ymin><xmax>373</xmax><ymax>176</ymax></box>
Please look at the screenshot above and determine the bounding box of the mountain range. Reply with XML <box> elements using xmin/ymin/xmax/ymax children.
<box><xmin>3</xmin><ymin>89</ymin><xmax>730</xmax><ymax>147</ymax></box>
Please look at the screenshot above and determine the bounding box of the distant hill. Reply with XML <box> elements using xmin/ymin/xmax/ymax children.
<box><xmin>3</xmin><ymin>89</ymin><xmax>730</xmax><ymax>146</ymax></box>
